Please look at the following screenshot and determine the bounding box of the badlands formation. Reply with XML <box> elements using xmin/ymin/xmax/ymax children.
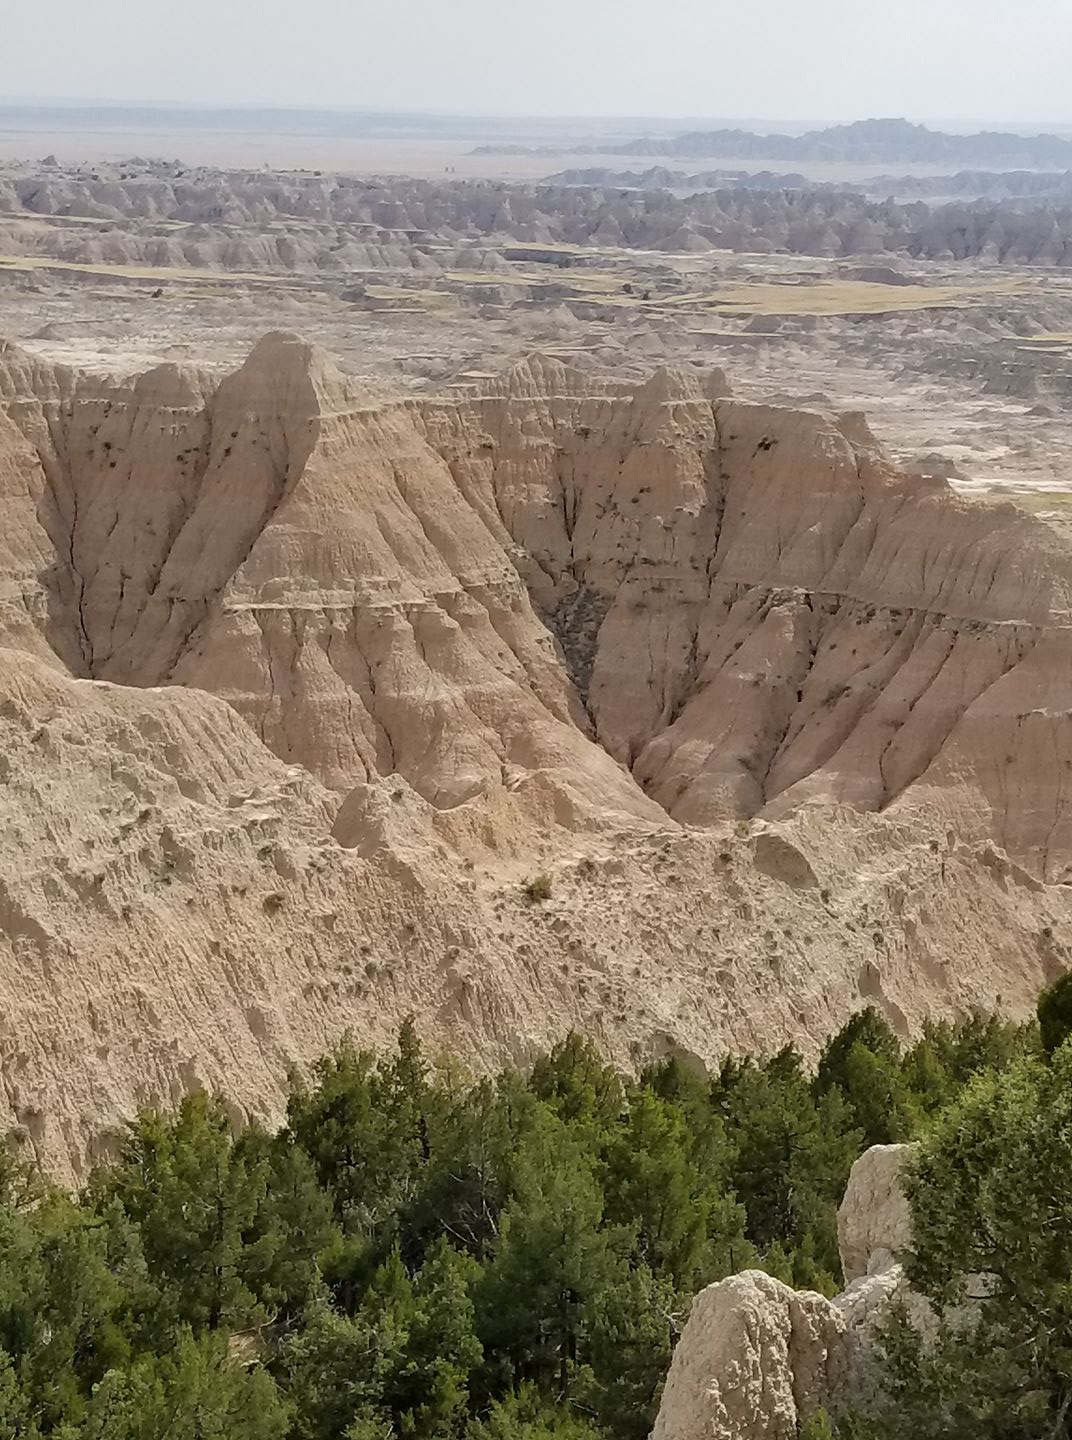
<box><xmin>6</xmin><ymin>158</ymin><xmax>1072</xmax><ymax>526</ymax></box>
<box><xmin>0</xmin><ymin>330</ymin><xmax>1071</xmax><ymax>1172</ymax></box>
<box><xmin>6</xmin><ymin>160</ymin><xmax>1072</xmax><ymax>269</ymax></box>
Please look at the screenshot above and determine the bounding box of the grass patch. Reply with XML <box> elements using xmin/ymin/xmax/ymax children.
<box><xmin>1002</xmin><ymin>489</ymin><xmax>1072</xmax><ymax>512</ymax></box>
<box><xmin>663</xmin><ymin>277</ymin><xmax>1027</xmax><ymax>317</ymax></box>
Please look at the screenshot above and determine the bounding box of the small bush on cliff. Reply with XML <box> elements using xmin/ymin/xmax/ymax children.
<box><xmin>522</xmin><ymin>873</ymin><xmax>553</xmax><ymax>903</ymax></box>
<box><xmin>798</xmin><ymin>1411</ymin><xmax>837</xmax><ymax>1440</ymax></box>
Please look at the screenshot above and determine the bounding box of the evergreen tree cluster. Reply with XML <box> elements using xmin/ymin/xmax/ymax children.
<box><xmin>0</xmin><ymin>1009</ymin><xmax>1033</xmax><ymax>1440</ymax></box>
<box><xmin>847</xmin><ymin>973</ymin><xmax>1072</xmax><ymax>1440</ymax></box>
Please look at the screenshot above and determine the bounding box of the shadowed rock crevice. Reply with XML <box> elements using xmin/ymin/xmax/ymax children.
<box><xmin>544</xmin><ymin>586</ymin><xmax>611</xmax><ymax>715</ymax></box>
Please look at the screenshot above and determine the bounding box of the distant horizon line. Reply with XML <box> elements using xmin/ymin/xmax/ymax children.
<box><xmin>1</xmin><ymin>98</ymin><xmax>1071</xmax><ymax>133</ymax></box>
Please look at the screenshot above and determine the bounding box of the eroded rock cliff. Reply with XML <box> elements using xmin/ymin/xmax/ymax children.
<box><xmin>0</xmin><ymin>333</ymin><xmax>1070</xmax><ymax>1171</ymax></box>
<box><xmin>5</xmin><ymin>162</ymin><xmax>1072</xmax><ymax>267</ymax></box>
<box><xmin>6</xmin><ymin>333</ymin><xmax>1072</xmax><ymax>871</ymax></box>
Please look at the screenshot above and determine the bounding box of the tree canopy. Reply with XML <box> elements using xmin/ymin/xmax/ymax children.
<box><xmin>0</xmin><ymin>1007</ymin><xmax>1038</xmax><ymax>1438</ymax></box>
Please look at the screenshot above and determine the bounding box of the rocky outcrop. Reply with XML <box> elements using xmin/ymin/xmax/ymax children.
<box><xmin>549</xmin><ymin>165</ymin><xmax>1072</xmax><ymax>204</ymax></box>
<box><xmin>838</xmin><ymin>1144</ymin><xmax>914</xmax><ymax>1283</ymax></box>
<box><xmin>2</xmin><ymin>336</ymin><xmax>1072</xmax><ymax>1172</ymax></box>
<box><xmin>652</xmin><ymin>1145</ymin><xmax>915</xmax><ymax>1439</ymax></box>
<box><xmin>651</xmin><ymin>1271</ymin><xmax>848</xmax><ymax>1440</ymax></box>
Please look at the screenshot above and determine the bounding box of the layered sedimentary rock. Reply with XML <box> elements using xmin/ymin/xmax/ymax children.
<box><xmin>1</xmin><ymin>333</ymin><xmax>1071</xmax><ymax>1171</ymax></box>
<box><xmin>6</xmin><ymin>333</ymin><xmax>1072</xmax><ymax>872</ymax></box>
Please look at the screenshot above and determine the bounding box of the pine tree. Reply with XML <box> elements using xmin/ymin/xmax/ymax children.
<box><xmin>391</xmin><ymin>1240</ymin><xmax>483</xmax><ymax>1437</ymax></box>
<box><xmin>1038</xmin><ymin>971</ymin><xmax>1072</xmax><ymax>1056</ymax></box>
<box><xmin>88</xmin><ymin>1093</ymin><xmax>268</xmax><ymax>1338</ymax></box>
<box><xmin>864</xmin><ymin>1041</ymin><xmax>1072</xmax><ymax>1437</ymax></box>
<box><xmin>898</xmin><ymin>1035</ymin><xmax>952</xmax><ymax>1116</ymax></box>
<box><xmin>815</xmin><ymin>1009</ymin><xmax>919</xmax><ymax>1147</ymax></box>
<box><xmin>528</xmin><ymin>1034</ymin><xmax>623</xmax><ymax>1140</ymax></box>
<box><xmin>715</xmin><ymin>1048</ymin><xmax>860</xmax><ymax>1286</ymax></box>
<box><xmin>286</xmin><ymin>1022</ymin><xmax>438</xmax><ymax>1254</ymax></box>
<box><xmin>477</xmin><ymin>1112</ymin><xmax>627</xmax><ymax>1400</ymax></box>
<box><xmin>78</xmin><ymin>1330</ymin><xmax>289</xmax><ymax>1440</ymax></box>
<box><xmin>284</xmin><ymin>1240</ymin><xmax>482</xmax><ymax>1440</ymax></box>
<box><xmin>0</xmin><ymin>1351</ymin><xmax>38</xmax><ymax>1439</ymax></box>
<box><xmin>579</xmin><ymin>1264</ymin><xmax>677</xmax><ymax>1440</ymax></box>
<box><xmin>18</xmin><ymin>1194</ymin><xmax>133</xmax><ymax>1427</ymax></box>
<box><xmin>603</xmin><ymin>1087</ymin><xmax>747</xmax><ymax>1290</ymax></box>
<box><xmin>238</xmin><ymin>1131</ymin><xmax>339</xmax><ymax>1324</ymax></box>
<box><xmin>281</xmin><ymin>1282</ymin><xmax>411</xmax><ymax>1440</ymax></box>
<box><xmin>465</xmin><ymin>1383</ymin><xmax>607</xmax><ymax>1439</ymax></box>
<box><xmin>404</xmin><ymin>1072</ymin><xmax>540</xmax><ymax>1263</ymax></box>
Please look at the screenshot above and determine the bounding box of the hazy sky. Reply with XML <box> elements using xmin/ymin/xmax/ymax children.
<box><xmin>5</xmin><ymin>0</ymin><xmax>1072</xmax><ymax>124</ymax></box>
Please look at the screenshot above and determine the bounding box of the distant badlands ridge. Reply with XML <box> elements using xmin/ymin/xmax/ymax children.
<box><xmin>478</xmin><ymin>116</ymin><xmax>1072</xmax><ymax>168</ymax></box>
<box><xmin>6</xmin><ymin>158</ymin><xmax>1072</xmax><ymax>271</ymax></box>
<box><xmin>1</xmin><ymin>331</ymin><xmax>1072</xmax><ymax>1171</ymax></box>
<box><xmin>548</xmin><ymin>165</ymin><xmax>1072</xmax><ymax>203</ymax></box>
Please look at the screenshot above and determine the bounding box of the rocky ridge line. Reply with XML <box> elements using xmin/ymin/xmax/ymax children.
<box><xmin>6</xmin><ymin>163</ymin><xmax>1072</xmax><ymax>268</ymax></box>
